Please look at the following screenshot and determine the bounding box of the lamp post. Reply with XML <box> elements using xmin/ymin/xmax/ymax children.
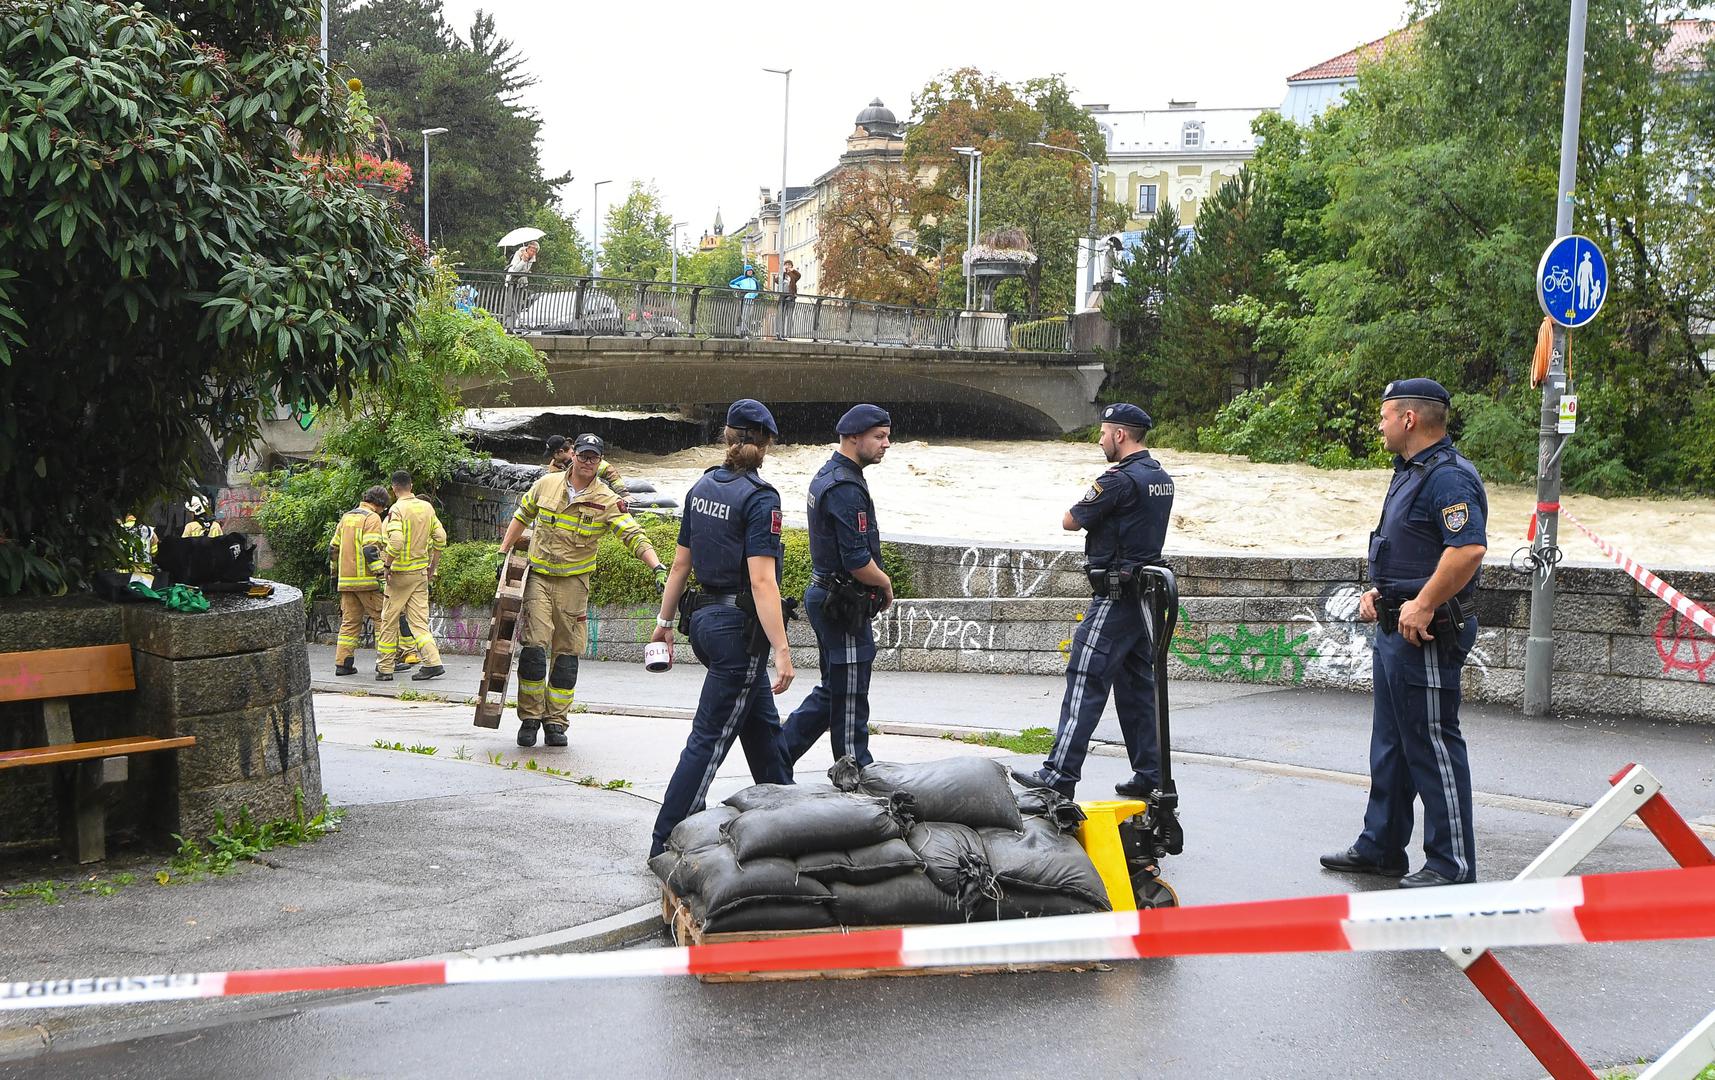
<box><xmin>763</xmin><ymin>67</ymin><xmax>791</xmax><ymax>292</ymax></box>
<box><xmin>419</xmin><ymin>127</ymin><xmax>448</xmax><ymax>246</ymax></box>
<box><xmin>1030</xmin><ymin>140</ymin><xmax>1100</xmax><ymax>311</ymax></box>
<box><xmin>670</xmin><ymin>220</ymin><xmax>689</xmax><ymax>284</ymax></box>
<box><xmin>591</xmin><ymin>179</ymin><xmax>612</xmax><ymax>274</ymax></box>
<box><xmin>952</xmin><ymin>147</ymin><xmax>982</xmax><ymax>310</ymax></box>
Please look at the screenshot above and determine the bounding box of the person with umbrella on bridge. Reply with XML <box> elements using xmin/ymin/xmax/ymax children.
<box><xmin>498</xmin><ymin>226</ymin><xmax>543</xmax><ymax>329</ymax></box>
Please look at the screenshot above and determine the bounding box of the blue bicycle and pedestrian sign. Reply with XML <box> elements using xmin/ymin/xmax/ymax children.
<box><xmin>1536</xmin><ymin>234</ymin><xmax>1607</xmax><ymax>328</ymax></box>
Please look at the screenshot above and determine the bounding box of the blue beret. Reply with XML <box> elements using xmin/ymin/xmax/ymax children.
<box><xmin>836</xmin><ymin>403</ymin><xmax>892</xmax><ymax>436</ymax></box>
<box><xmin>1382</xmin><ymin>378</ymin><xmax>1451</xmax><ymax>406</ymax></box>
<box><xmin>1100</xmin><ymin>402</ymin><xmax>1153</xmax><ymax>430</ymax></box>
<box><xmin>725</xmin><ymin>398</ymin><xmax>777</xmax><ymax>436</ymax></box>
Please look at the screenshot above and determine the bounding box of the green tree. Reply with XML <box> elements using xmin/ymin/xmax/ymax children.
<box><xmin>331</xmin><ymin>0</ymin><xmax>568</xmax><ymax>269</ymax></box>
<box><xmin>1102</xmin><ymin>204</ymin><xmax>1186</xmax><ymax>402</ymax></box>
<box><xmin>520</xmin><ymin>202</ymin><xmax>592</xmax><ymax>277</ymax></box>
<box><xmin>599</xmin><ymin>182</ymin><xmax>673</xmax><ymax>281</ymax></box>
<box><xmin>674</xmin><ymin>238</ymin><xmax>747</xmax><ymax>288</ymax></box>
<box><xmin>0</xmin><ymin>0</ymin><xmax>431</xmax><ymax>595</ymax></box>
<box><xmin>904</xmin><ymin>69</ymin><xmax>1127</xmax><ymax>311</ymax></box>
<box><xmin>816</xmin><ymin>166</ymin><xmax>938</xmax><ymax>304</ymax></box>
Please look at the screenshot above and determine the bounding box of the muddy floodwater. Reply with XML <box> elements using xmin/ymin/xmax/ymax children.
<box><xmin>604</xmin><ymin>438</ymin><xmax>1715</xmax><ymax>570</ymax></box>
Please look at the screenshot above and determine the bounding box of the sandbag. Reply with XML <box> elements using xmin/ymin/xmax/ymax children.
<box><xmin>830</xmin><ymin>870</ymin><xmax>969</xmax><ymax>926</ymax></box>
<box><xmin>796</xmin><ymin>839</ymin><xmax>924</xmax><ymax>885</ymax></box>
<box><xmin>663</xmin><ymin>842</ymin><xmax>830</xmax><ymax>918</ymax></box>
<box><xmin>667</xmin><ymin>805</ymin><xmax>739</xmax><ymax>854</ymax></box>
<box><xmin>723</xmin><ymin>783</ymin><xmax>839</xmax><ymax>812</ymax></box>
<box><xmin>1013</xmin><ymin>785</ymin><xmax>1088</xmax><ymax>834</ymax></box>
<box><xmin>986</xmin><ymin>884</ymin><xmax>1109</xmax><ymax>920</ymax></box>
<box><xmin>980</xmin><ymin>818</ymin><xmax>1110</xmax><ymax>908</ymax></box>
<box><xmin>702</xmin><ymin>898</ymin><xmax>838</xmax><ymax>934</ymax></box>
<box><xmin>904</xmin><ymin>822</ymin><xmax>996</xmax><ymax>912</ymax></box>
<box><xmin>832</xmin><ymin>757</ymin><xmax>1024</xmax><ymax>833</ymax></box>
<box><xmin>723</xmin><ymin>790</ymin><xmax>910</xmax><ymax>862</ymax></box>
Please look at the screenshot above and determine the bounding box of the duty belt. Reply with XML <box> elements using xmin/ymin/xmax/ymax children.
<box><xmin>1375</xmin><ymin>595</ymin><xmax>1468</xmax><ymax>636</ymax></box>
<box><xmin>809</xmin><ymin>573</ymin><xmax>837</xmax><ymax>590</ymax></box>
<box><xmin>695</xmin><ymin>592</ymin><xmax>741</xmax><ymax>608</ymax></box>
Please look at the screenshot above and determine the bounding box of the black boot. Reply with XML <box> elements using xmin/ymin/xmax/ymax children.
<box><xmin>517</xmin><ymin>719</ymin><xmax>540</xmax><ymax>747</ymax></box>
<box><xmin>410</xmin><ymin>664</ymin><xmax>445</xmax><ymax>682</ymax></box>
<box><xmin>333</xmin><ymin>660</ymin><xmax>356</xmax><ymax>676</ymax></box>
<box><xmin>374</xmin><ymin>671</ymin><xmax>393</xmax><ymax>682</ymax></box>
<box><xmin>543</xmin><ymin>723</ymin><xmax>568</xmax><ymax>747</ymax></box>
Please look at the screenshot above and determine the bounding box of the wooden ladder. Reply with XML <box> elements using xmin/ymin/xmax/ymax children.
<box><xmin>472</xmin><ymin>552</ymin><xmax>529</xmax><ymax>728</ymax></box>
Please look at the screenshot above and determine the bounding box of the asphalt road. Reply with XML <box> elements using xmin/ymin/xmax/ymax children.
<box><xmin>9</xmin><ymin>755</ymin><xmax>1712</xmax><ymax>1080</ymax></box>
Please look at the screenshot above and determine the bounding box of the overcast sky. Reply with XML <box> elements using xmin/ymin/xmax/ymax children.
<box><xmin>431</xmin><ymin>1</ymin><xmax>1705</xmax><ymax>250</ymax></box>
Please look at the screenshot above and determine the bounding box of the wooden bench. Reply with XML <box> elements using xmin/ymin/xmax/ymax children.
<box><xmin>0</xmin><ymin>644</ymin><xmax>195</xmax><ymax>863</ymax></box>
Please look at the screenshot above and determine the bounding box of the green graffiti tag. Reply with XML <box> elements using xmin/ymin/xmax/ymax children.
<box><xmin>1170</xmin><ymin>609</ymin><xmax>1319</xmax><ymax>685</ymax></box>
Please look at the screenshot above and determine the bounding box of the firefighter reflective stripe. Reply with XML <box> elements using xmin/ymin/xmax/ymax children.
<box><xmin>333</xmin><ymin>508</ymin><xmax>385</xmax><ymax>591</ymax></box>
<box><xmin>385</xmin><ymin>496</ymin><xmax>446</xmax><ymax>573</ymax></box>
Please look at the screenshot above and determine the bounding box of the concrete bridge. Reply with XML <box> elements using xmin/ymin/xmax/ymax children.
<box><xmin>460</xmin><ymin>334</ymin><xmax>1108</xmax><ymax>436</ymax></box>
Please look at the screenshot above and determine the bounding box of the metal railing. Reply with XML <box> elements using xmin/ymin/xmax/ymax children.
<box><xmin>454</xmin><ymin>271</ymin><xmax>1072</xmax><ymax>353</ymax></box>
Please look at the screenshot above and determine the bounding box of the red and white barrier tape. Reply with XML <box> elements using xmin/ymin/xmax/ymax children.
<box><xmin>1559</xmin><ymin>508</ymin><xmax>1715</xmax><ymax>637</ymax></box>
<box><xmin>5</xmin><ymin>864</ymin><xmax>1714</xmax><ymax>1011</ymax></box>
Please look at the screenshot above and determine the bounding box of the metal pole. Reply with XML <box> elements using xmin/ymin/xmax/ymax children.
<box><xmin>321</xmin><ymin>0</ymin><xmax>329</xmax><ymax>65</ymax></box>
<box><xmin>592</xmin><ymin>179</ymin><xmax>611</xmax><ymax>274</ymax></box>
<box><xmin>1523</xmin><ymin>0</ymin><xmax>1588</xmax><ymax>716</ymax></box>
<box><xmin>1087</xmin><ymin>159</ymin><xmax>1100</xmax><ymax>309</ymax></box>
<box><xmin>422</xmin><ymin>134</ymin><xmax>429</xmax><ymax>242</ymax></box>
<box><xmin>671</xmin><ymin>221</ymin><xmax>688</xmax><ymax>284</ymax></box>
<box><xmin>764</xmin><ymin>68</ymin><xmax>791</xmax><ymax>293</ymax></box>
<box><xmin>966</xmin><ymin>154</ymin><xmax>975</xmax><ymax>310</ymax></box>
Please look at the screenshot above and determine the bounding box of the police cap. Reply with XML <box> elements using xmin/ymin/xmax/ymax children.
<box><xmin>1382</xmin><ymin>378</ymin><xmax>1451</xmax><ymax>406</ymax></box>
<box><xmin>573</xmin><ymin>433</ymin><xmax>605</xmax><ymax>456</ymax></box>
<box><xmin>726</xmin><ymin>398</ymin><xmax>778</xmax><ymax>436</ymax></box>
<box><xmin>836</xmin><ymin>403</ymin><xmax>892</xmax><ymax>436</ymax></box>
<box><xmin>1100</xmin><ymin>402</ymin><xmax>1153</xmax><ymax>431</ymax></box>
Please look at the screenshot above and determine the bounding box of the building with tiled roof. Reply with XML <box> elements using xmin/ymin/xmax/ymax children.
<box><xmin>1087</xmin><ymin>100</ymin><xmax>1271</xmax><ymax>234</ymax></box>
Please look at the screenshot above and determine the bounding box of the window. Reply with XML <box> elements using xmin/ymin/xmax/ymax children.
<box><xmin>1136</xmin><ymin>184</ymin><xmax>1158</xmax><ymax>215</ymax></box>
<box><xmin>1182</xmin><ymin>122</ymin><xmax>1203</xmax><ymax>149</ymax></box>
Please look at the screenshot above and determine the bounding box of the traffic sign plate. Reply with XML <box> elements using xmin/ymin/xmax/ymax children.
<box><xmin>1536</xmin><ymin>234</ymin><xmax>1607</xmax><ymax>328</ymax></box>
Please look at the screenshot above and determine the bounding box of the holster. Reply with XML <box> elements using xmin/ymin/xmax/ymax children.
<box><xmin>819</xmin><ymin>575</ymin><xmax>880</xmax><ymax>634</ymax></box>
<box><xmin>1086</xmin><ymin>565</ymin><xmax>1140</xmax><ymax>601</ymax></box>
<box><xmin>737</xmin><ymin>592</ymin><xmax>799</xmax><ymax>656</ymax></box>
<box><xmin>1376</xmin><ymin>595</ymin><xmax>1467</xmax><ymax>636</ymax></box>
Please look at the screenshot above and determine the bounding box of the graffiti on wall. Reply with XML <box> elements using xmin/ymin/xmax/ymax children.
<box><xmin>957</xmin><ymin>546</ymin><xmax>1070</xmax><ymax>598</ymax></box>
<box><xmin>1171</xmin><ymin>613</ymin><xmax>1320</xmax><ymax>685</ymax></box>
<box><xmin>1655</xmin><ymin>609</ymin><xmax>1715</xmax><ymax>681</ymax></box>
<box><xmin>875</xmin><ymin>603</ymin><xmax>1001</xmax><ymax>653</ymax></box>
<box><xmin>585</xmin><ymin>604</ymin><xmax>662</xmax><ymax>658</ymax></box>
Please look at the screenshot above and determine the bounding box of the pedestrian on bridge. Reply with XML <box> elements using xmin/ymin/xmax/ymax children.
<box><xmin>329</xmin><ymin>486</ymin><xmax>389</xmax><ymax>677</ymax></box>
<box><xmin>1322</xmin><ymin>378</ymin><xmax>1487</xmax><ymax>889</ymax></box>
<box><xmin>648</xmin><ymin>399</ymin><xmax>794</xmax><ymax>858</ymax></box>
<box><xmin>1015</xmin><ymin>403</ymin><xmax>1174</xmax><ymax>800</ymax></box>
<box><xmin>729</xmin><ymin>264</ymin><xmax>759</xmax><ymax>338</ymax></box>
<box><xmin>376</xmin><ymin>471</ymin><xmax>447</xmax><ymax>683</ymax></box>
<box><xmin>780</xmin><ymin>404</ymin><xmax>894</xmax><ymax>768</ymax></box>
<box><xmin>501</xmin><ymin>434</ymin><xmax>666</xmax><ymax>747</ymax></box>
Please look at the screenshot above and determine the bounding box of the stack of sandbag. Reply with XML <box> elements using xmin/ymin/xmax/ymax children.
<box><xmin>651</xmin><ymin>757</ymin><xmax>1112</xmax><ymax>933</ymax></box>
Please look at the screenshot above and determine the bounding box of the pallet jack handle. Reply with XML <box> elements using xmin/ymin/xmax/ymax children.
<box><xmin>1139</xmin><ymin>565</ymin><xmax>1183</xmax><ymax>858</ymax></box>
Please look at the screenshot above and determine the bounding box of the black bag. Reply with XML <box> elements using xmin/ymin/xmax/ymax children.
<box><xmin>796</xmin><ymin>839</ymin><xmax>925</xmax><ymax>885</ymax></box>
<box><xmin>833</xmin><ymin>757</ymin><xmax>1024</xmax><ymax>832</ymax></box>
<box><xmin>664</xmin><ymin>805</ymin><xmax>739</xmax><ymax>854</ymax></box>
<box><xmin>904</xmin><ymin>822</ymin><xmax>997</xmax><ymax>913</ymax></box>
<box><xmin>659</xmin><ymin>842</ymin><xmax>831</xmax><ymax>918</ymax></box>
<box><xmin>723</xmin><ymin>789</ymin><xmax>911</xmax><ymax>862</ymax></box>
<box><xmin>702</xmin><ymin>899</ymin><xmax>838</xmax><ymax>934</ymax></box>
<box><xmin>1013</xmin><ymin>785</ymin><xmax>1089</xmax><ymax>834</ymax></box>
<box><xmin>722</xmin><ymin>783</ymin><xmax>839</xmax><ymax>812</ymax></box>
<box><xmin>830</xmin><ymin>870</ymin><xmax>970</xmax><ymax>926</ymax></box>
<box><xmin>155</xmin><ymin>532</ymin><xmax>255</xmax><ymax>586</ymax></box>
<box><xmin>987</xmin><ymin>885</ymin><xmax>1109</xmax><ymax>920</ymax></box>
<box><xmin>980</xmin><ymin>818</ymin><xmax>1110</xmax><ymax>909</ymax></box>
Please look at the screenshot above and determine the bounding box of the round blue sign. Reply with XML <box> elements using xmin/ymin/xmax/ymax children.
<box><xmin>1536</xmin><ymin>234</ymin><xmax>1607</xmax><ymax>328</ymax></box>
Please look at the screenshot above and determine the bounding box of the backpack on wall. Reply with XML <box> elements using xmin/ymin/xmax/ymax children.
<box><xmin>155</xmin><ymin>532</ymin><xmax>256</xmax><ymax>586</ymax></box>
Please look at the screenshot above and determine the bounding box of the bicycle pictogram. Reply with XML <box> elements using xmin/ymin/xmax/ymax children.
<box><xmin>1543</xmin><ymin>266</ymin><xmax>1573</xmax><ymax>294</ymax></box>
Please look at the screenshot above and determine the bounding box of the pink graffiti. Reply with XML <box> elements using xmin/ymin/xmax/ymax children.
<box><xmin>1655</xmin><ymin>609</ymin><xmax>1715</xmax><ymax>682</ymax></box>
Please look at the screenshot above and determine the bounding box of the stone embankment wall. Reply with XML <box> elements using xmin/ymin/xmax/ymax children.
<box><xmin>310</xmin><ymin>533</ymin><xmax>1715</xmax><ymax>725</ymax></box>
<box><xmin>2</xmin><ymin>585</ymin><xmax>320</xmax><ymax>854</ymax></box>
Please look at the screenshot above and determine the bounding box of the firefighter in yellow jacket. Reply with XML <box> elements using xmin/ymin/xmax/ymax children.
<box><xmin>377</xmin><ymin>470</ymin><xmax>448</xmax><ymax>682</ymax></box>
<box><xmin>328</xmin><ymin>486</ymin><xmax>389</xmax><ymax>676</ymax></box>
<box><xmin>500</xmin><ymin>434</ymin><xmax>666</xmax><ymax>747</ymax></box>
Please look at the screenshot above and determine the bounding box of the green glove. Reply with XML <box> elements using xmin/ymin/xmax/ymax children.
<box><xmin>653</xmin><ymin>564</ymin><xmax>669</xmax><ymax>595</ymax></box>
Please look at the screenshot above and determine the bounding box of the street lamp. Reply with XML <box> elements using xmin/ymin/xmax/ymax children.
<box><xmin>420</xmin><ymin>127</ymin><xmax>448</xmax><ymax>246</ymax></box>
<box><xmin>763</xmin><ymin>67</ymin><xmax>791</xmax><ymax>292</ymax></box>
<box><xmin>1030</xmin><ymin>140</ymin><xmax>1100</xmax><ymax>311</ymax></box>
<box><xmin>591</xmin><ymin>179</ymin><xmax>612</xmax><ymax>274</ymax></box>
<box><xmin>670</xmin><ymin>220</ymin><xmax>689</xmax><ymax>284</ymax></box>
<box><xmin>952</xmin><ymin>147</ymin><xmax>982</xmax><ymax>310</ymax></box>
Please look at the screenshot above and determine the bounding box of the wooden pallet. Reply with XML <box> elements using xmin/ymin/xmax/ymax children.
<box><xmin>660</xmin><ymin>886</ymin><xmax>1109</xmax><ymax>983</ymax></box>
<box><xmin>473</xmin><ymin>551</ymin><xmax>530</xmax><ymax>729</ymax></box>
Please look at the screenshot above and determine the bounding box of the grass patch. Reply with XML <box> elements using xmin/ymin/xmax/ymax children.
<box><xmin>372</xmin><ymin>739</ymin><xmax>439</xmax><ymax>755</ymax></box>
<box><xmin>166</xmin><ymin>789</ymin><xmax>342</xmax><ymax>882</ymax></box>
<box><xmin>1</xmin><ymin>870</ymin><xmax>142</xmax><ymax>907</ymax></box>
<box><xmin>941</xmin><ymin>726</ymin><xmax>1057</xmax><ymax>756</ymax></box>
<box><xmin>396</xmin><ymin>689</ymin><xmax>447</xmax><ymax>703</ymax></box>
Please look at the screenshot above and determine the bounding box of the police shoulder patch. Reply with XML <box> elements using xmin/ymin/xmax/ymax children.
<box><xmin>770</xmin><ymin>509</ymin><xmax>782</xmax><ymax>535</ymax></box>
<box><xmin>856</xmin><ymin>511</ymin><xmax>868</xmax><ymax>533</ymax></box>
<box><xmin>1081</xmin><ymin>481</ymin><xmax>1104</xmax><ymax>503</ymax></box>
<box><xmin>1441</xmin><ymin>502</ymin><xmax>1469</xmax><ymax>533</ymax></box>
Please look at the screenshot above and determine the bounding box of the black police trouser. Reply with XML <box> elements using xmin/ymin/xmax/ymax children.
<box><xmin>781</xmin><ymin>584</ymin><xmax>874</xmax><ymax>768</ymax></box>
<box><xmin>1355</xmin><ymin>617</ymin><xmax>1478</xmax><ymax>883</ymax></box>
<box><xmin>1039</xmin><ymin>595</ymin><xmax>1159</xmax><ymax>791</ymax></box>
<box><xmin>650</xmin><ymin>605</ymin><xmax>790</xmax><ymax>857</ymax></box>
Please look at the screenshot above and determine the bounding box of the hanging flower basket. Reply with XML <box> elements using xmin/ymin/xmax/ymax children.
<box><xmin>297</xmin><ymin>152</ymin><xmax>414</xmax><ymax>194</ymax></box>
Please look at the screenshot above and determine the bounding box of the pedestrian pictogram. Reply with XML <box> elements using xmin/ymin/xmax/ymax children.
<box><xmin>1536</xmin><ymin>235</ymin><xmax>1607</xmax><ymax>328</ymax></box>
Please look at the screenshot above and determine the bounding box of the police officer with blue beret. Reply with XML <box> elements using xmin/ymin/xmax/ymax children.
<box><xmin>1016</xmin><ymin>403</ymin><xmax>1174</xmax><ymax>799</ymax></box>
<box><xmin>648</xmin><ymin>399</ymin><xmax>795</xmax><ymax>858</ymax></box>
<box><xmin>1322</xmin><ymin>378</ymin><xmax>1487</xmax><ymax>888</ymax></box>
<box><xmin>780</xmin><ymin>404</ymin><xmax>894</xmax><ymax>768</ymax></box>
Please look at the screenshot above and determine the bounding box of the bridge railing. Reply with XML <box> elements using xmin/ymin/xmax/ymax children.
<box><xmin>454</xmin><ymin>271</ymin><xmax>1071</xmax><ymax>353</ymax></box>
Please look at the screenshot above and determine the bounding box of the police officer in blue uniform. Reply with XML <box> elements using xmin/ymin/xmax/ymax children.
<box><xmin>649</xmin><ymin>399</ymin><xmax>796</xmax><ymax>858</ymax></box>
<box><xmin>1322</xmin><ymin>378</ymin><xmax>1487</xmax><ymax>889</ymax></box>
<box><xmin>1015</xmin><ymin>403</ymin><xmax>1174</xmax><ymax>799</ymax></box>
<box><xmin>781</xmin><ymin>404</ymin><xmax>894</xmax><ymax>768</ymax></box>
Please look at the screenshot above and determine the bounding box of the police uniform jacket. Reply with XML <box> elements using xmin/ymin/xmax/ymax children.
<box><xmin>679</xmin><ymin>467</ymin><xmax>783</xmax><ymax>593</ymax></box>
<box><xmin>806</xmin><ymin>452</ymin><xmax>880</xmax><ymax>579</ymax></box>
<box><xmin>1072</xmin><ymin>450</ymin><xmax>1174</xmax><ymax>574</ymax></box>
<box><xmin>383</xmin><ymin>495</ymin><xmax>447</xmax><ymax>573</ymax></box>
<box><xmin>513</xmin><ymin>470</ymin><xmax>653</xmax><ymax>578</ymax></box>
<box><xmin>330</xmin><ymin>506</ymin><xmax>385</xmax><ymax>592</ymax></box>
<box><xmin>1369</xmin><ymin>436</ymin><xmax>1488</xmax><ymax>602</ymax></box>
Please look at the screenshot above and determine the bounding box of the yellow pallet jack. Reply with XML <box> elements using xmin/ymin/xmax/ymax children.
<box><xmin>1075</xmin><ymin>566</ymin><xmax>1185</xmax><ymax>911</ymax></box>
